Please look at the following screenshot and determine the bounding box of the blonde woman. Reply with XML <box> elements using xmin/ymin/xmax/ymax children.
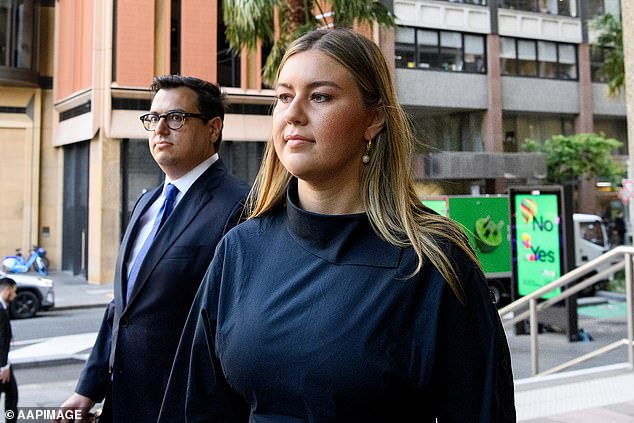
<box><xmin>159</xmin><ymin>28</ymin><xmax>515</xmax><ymax>422</ymax></box>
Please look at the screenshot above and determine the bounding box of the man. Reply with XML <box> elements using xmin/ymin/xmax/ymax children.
<box><xmin>0</xmin><ymin>277</ymin><xmax>17</xmax><ymax>422</ymax></box>
<box><xmin>58</xmin><ymin>75</ymin><xmax>249</xmax><ymax>422</ymax></box>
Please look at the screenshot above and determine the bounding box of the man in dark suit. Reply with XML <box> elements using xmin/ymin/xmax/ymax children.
<box><xmin>0</xmin><ymin>277</ymin><xmax>17</xmax><ymax>422</ymax></box>
<box><xmin>58</xmin><ymin>75</ymin><xmax>249</xmax><ymax>422</ymax></box>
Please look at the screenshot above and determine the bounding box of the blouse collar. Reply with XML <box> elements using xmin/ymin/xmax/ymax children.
<box><xmin>285</xmin><ymin>180</ymin><xmax>402</xmax><ymax>268</ymax></box>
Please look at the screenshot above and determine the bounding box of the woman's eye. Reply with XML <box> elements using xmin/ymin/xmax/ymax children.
<box><xmin>277</xmin><ymin>94</ymin><xmax>292</xmax><ymax>103</ymax></box>
<box><xmin>311</xmin><ymin>93</ymin><xmax>329</xmax><ymax>103</ymax></box>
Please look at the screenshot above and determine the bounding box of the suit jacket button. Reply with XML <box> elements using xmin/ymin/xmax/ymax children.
<box><xmin>120</xmin><ymin>317</ymin><xmax>129</xmax><ymax>327</ymax></box>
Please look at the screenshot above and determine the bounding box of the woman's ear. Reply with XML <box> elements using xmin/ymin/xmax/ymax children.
<box><xmin>364</xmin><ymin>105</ymin><xmax>386</xmax><ymax>141</ymax></box>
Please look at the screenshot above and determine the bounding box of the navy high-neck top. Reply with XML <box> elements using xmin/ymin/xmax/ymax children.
<box><xmin>159</xmin><ymin>183</ymin><xmax>516</xmax><ymax>422</ymax></box>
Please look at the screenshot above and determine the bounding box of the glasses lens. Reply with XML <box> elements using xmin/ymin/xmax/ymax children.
<box><xmin>166</xmin><ymin>112</ymin><xmax>186</xmax><ymax>130</ymax></box>
<box><xmin>141</xmin><ymin>114</ymin><xmax>159</xmax><ymax>131</ymax></box>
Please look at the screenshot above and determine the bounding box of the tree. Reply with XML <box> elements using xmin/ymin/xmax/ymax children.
<box><xmin>521</xmin><ymin>133</ymin><xmax>624</xmax><ymax>185</ymax></box>
<box><xmin>223</xmin><ymin>0</ymin><xmax>395</xmax><ymax>85</ymax></box>
<box><xmin>592</xmin><ymin>13</ymin><xmax>624</xmax><ymax>97</ymax></box>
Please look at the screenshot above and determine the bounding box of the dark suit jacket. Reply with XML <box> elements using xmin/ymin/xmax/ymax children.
<box><xmin>0</xmin><ymin>303</ymin><xmax>11</xmax><ymax>368</ymax></box>
<box><xmin>75</xmin><ymin>159</ymin><xmax>249</xmax><ymax>423</ymax></box>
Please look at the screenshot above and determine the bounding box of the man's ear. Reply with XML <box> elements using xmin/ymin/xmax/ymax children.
<box><xmin>208</xmin><ymin>117</ymin><xmax>223</xmax><ymax>143</ymax></box>
<box><xmin>364</xmin><ymin>105</ymin><xmax>386</xmax><ymax>141</ymax></box>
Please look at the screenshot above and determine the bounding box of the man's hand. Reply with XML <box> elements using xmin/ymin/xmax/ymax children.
<box><xmin>0</xmin><ymin>366</ymin><xmax>10</xmax><ymax>383</ymax></box>
<box><xmin>55</xmin><ymin>393</ymin><xmax>95</xmax><ymax>423</ymax></box>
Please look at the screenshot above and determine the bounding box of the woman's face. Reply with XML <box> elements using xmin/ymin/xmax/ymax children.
<box><xmin>272</xmin><ymin>50</ymin><xmax>382</xmax><ymax>186</ymax></box>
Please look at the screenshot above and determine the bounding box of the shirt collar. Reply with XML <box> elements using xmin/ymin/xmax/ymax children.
<box><xmin>165</xmin><ymin>153</ymin><xmax>219</xmax><ymax>197</ymax></box>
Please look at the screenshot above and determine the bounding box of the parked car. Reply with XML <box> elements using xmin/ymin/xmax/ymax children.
<box><xmin>0</xmin><ymin>270</ymin><xmax>55</xmax><ymax>318</ymax></box>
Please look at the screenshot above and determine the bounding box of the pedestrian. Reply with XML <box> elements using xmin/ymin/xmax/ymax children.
<box><xmin>158</xmin><ymin>28</ymin><xmax>516</xmax><ymax>422</ymax></box>
<box><xmin>57</xmin><ymin>75</ymin><xmax>249</xmax><ymax>422</ymax></box>
<box><xmin>614</xmin><ymin>213</ymin><xmax>626</xmax><ymax>245</ymax></box>
<box><xmin>0</xmin><ymin>277</ymin><xmax>18</xmax><ymax>422</ymax></box>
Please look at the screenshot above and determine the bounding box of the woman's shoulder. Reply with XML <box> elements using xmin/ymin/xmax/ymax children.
<box><xmin>222</xmin><ymin>210</ymin><xmax>286</xmax><ymax>243</ymax></box>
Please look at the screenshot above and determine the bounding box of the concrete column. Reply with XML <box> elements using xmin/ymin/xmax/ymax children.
<box><xmin>575</xmin><ymin>43</ymin><xmax>594</xmax><ymax>134</ymax></box>
<box><xmin>87</xmin><ymin>0</ymin><xmax>120</xmax><ymax>284</ymax></box>
<box><xmin>576</xmin><ymin>43</ymin><xmax>597</xmax><ymax>214</ymax></box>
<box><xmin>482</xmin><ymin>34</ymin><xmax>505</xmax><ymax>193</ymax></box>
<box><xmin>87</xmin><ymin>133</ymin><xmax>121</xmax><ymax>284</ymax></box>
<box><xmin>623</xmin><ymin>2</ymin><xmax>634</xmax><ymax>242</ymax></box>
<box><xmin>482</xmin><ymin>34</ymin><xmax>503</xmax><ymax>154</ymax></box>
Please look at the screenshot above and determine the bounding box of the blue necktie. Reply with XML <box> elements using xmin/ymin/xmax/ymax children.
<box><xmin>126</xmin><ymin>183</ymin><xmax>179</xmax><ymax>303</ymax></box>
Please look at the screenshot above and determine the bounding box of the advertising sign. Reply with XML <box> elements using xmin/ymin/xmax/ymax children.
<box><xmin>421</xmin><ymin>197</ymin><xmax>449</xmax><ymax>217</ymax></box>
<box><xmin>510</xmin><ymin>188</ymin><xmax>565</xmax><ymax>299</ymax></box>
<box><xmin>447</xmin><ymin>197</ymin><xmax>511</xmax><ymax>276</ymax></box>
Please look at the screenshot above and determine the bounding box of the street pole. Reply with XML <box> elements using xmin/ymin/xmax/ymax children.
<box><xmin>624</xmin><ymin>2</ymin><xmax>634</xmax><ymax>245</ymax></box>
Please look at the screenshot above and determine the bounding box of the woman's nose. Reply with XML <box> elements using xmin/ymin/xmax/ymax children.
<box><xmin>284</xmin><ymin>99</ymin><xmax>307</xmax><ymax>125</ymax></box>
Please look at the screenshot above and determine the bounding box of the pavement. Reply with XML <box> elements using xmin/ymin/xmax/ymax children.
<box><xmin>7</xmin><ymin>270</ymin><xmax>634</xmax><ymax>422</ymax></box>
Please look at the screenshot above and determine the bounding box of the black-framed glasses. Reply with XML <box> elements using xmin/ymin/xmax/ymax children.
<box><xmin>139</xmin><ymin>111</ymin><xmax>210</xmax><ymax>131</ymax></box>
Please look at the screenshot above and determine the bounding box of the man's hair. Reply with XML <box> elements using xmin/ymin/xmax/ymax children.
<box><xmin>0</xmin><ymin>278</ymin><xmax>16</xmax><ymax>290</ymax></box>
<box><xmin>150</xmin><ymin>75</ymin><xmax>228</xmax><ymax>146</ymax></box>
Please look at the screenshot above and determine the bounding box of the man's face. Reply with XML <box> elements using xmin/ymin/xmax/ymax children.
<box><xmin>1</xmin><ymin>286</ymin><xmax>16</xmax><ymax>303</ymax></box>
<box><xmin>148</xmin><ymin>87</ymin><xmax>222</xmax><ymax>180</ymax></box>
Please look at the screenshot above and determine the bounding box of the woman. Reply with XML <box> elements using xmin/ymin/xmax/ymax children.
<box><xmin>159</xmin><ymin>28</ymin><xmax>516</xmax><ymax>422</ymax></box>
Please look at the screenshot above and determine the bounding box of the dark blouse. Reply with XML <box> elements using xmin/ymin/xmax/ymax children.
<box><xmin>159</xmin><ymin>185</ymin><xmax>516</xmax><ymax>422</ymax></box>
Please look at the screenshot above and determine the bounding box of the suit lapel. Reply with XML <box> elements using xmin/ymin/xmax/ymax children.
<box><xmin>124</xmin><ymin>161</ymin><xmax>226</xmax><ymax>309</ymax></box>
<box><xmin>115</xmin><ymin>186</ymin><xmax>162</xmax><ymax>311</ymax></box>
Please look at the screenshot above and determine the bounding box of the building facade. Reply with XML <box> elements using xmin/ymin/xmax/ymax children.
<box><xmin>393</xmin><ymin>0</ymin><xmax>626</xmax><ymax>201</ymax></box>
<box><xmin>0</xmin><ymin>0</ymin><xmax>625</xmax><ymax>282</ymax></box>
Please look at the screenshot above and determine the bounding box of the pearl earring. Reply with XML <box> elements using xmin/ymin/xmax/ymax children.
<box><xmin>362</xmin><ymin>139</ymin><xmax>372</xmax><ymax>164</ymax></box>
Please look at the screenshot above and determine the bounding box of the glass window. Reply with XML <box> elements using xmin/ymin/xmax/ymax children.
<box><xmin>0</xmin><ymin>0</ymin><xmax>35</xmax><ymax>70</ymax></box>
<box><xmin>586</xmin><ymin>0</ymin><xmax>604</xmax><ymax>18</ymax></box>
<box><xmin>558</xmin><ymin>44</ymin><xmax>577</xmax><ymax>79</ymax></box>
<box><xmin>217</xmin><ymin>0</ymin><xmax>240</xmax><ymax>87</ymax></box>
<box><xmin>440</xmin><ymin>31</ymin><xmax>462</xmax><ymax>71</ymax></box>
<box><xmin>580</xmin><ymin>221</ymin><xmax>605</xmax><ymax>247</ymax></box>
<box><xmin>501</xmin><ymin>37</ymin><xmax>577</xmax><ymax>80</ymax></box>
<box><xmin>499</xmin><ymin>0</ymin><xmax>576</xmax><ymax>17</ymax></box>
<box><xmin>500</xmin><ymin>37</ymin><xmax>517</xmax><ymax>75</ymax></box>
<box><xmin>418</xmin><ymin>30</ymin><xmax>439</xmax><ymax>69</ymax></box>
<box><xmin>517</xmin><ymin>39</ymin><xmax>537</xmax><ymax>76</ymax></box>
<box><xmin>431</xmin><ymin>0</ymin><xmax>487</xmax><ymax>4</ymax></box>
<box><xmin>538</xmin><ymin>41</ymin><xmax>557</xmax><ymax>78</ymax></box>
<box><xmin>591</xmin><ymin>47</ymin><xmax>608</xmax><ymax>82</ymax></box>
<box><xmin>413</xmin><ymin>111</ymin><xmax>484</xmax><ymax>152</ymax></box>
<box><xmin>505</xmin><ymin>114</ymin><xmax>576</xmax><ymax>151</ymax></box>
<box><xmin>395</xmin><ymin>27</ymin><xmax>415</xmax><ymax>69</ymax></box>
<box><xmin>464</xmin><ymin>35</ymin><xmax>486</xmax><ymax>72</ymax></box>
<box><xmin>395</xmin><ymin>26</ymin><xmax>486</xmax><ymax>74</ymax></box>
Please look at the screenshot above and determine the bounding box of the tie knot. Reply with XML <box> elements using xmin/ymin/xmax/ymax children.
<box><xmin>164</xmin><ymin>183</ymin><xmax>179</xmax><ymax>202</ymax></box>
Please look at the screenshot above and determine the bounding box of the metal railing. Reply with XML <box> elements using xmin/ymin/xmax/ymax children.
<box><xmin>499</xmin><ymin>245</ymin><xmax>634</xmax><ymax>377</ymax></box>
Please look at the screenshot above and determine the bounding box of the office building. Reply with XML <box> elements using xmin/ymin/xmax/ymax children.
<box><xmin>0</xmin><ymin>0</ymin><xmax>624</xmax><ymax>282</ymax></box>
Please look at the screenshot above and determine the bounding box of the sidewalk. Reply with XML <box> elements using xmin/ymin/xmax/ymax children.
<box><xmin>9</xmin><ymin>270</ymin><xmax>111</xmax><ymax>367</ymax></box>
<box><xmin>9</xmin><ymin>271</ymin><xmax>634</xmax><ymax>421</ymax></box>
<box><xmin>47</xmin><ymin>270</ymin><xmax>114</xmax><ymax>310</ymax></box>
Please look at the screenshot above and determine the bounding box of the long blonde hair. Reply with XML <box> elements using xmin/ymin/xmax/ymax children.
<box><xmin>246</xmin><ymin>28</ymin><xmax>480</xmax><ymax>303</ymax></box>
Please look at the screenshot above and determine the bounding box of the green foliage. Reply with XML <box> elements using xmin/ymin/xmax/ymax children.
<box><xmin>223</xmin><ymin>0</ymin><xmax>395</xmax><ymax>86</ymax></box>
<box><xmin>606</xmin><ymin>270</ymin><xmax>626</xmax><ymax>293</ymax></box>
<box><xmin>520</xmin><ymin>133</ymin><xmax>624</xmax><ymax>184</ymax></box>
<box><xmin>591</xmin><ymin>13</ymin><xmax>624</xmax><ymax>97</ymax></box>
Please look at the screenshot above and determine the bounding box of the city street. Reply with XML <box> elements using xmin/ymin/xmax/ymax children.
<box><xmin>10</xmin><ymin>307</ymin><xmax>105</xmax><ymax>410</ymax></box>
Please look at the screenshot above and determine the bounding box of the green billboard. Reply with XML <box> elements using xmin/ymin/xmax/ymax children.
<box><xmin>511</xmin><ymin>190</ymin><xmax>563</xmax><ymax>299</ymax></box>
<box><xmin>447</xmin><ymin>197</ymin><xmax>511</xmax><ymax>275</ymax></box>
<box><xmin>421</xmin><ymin>196</ymin><xmax>511</xmax><ymax>276</ymax></box>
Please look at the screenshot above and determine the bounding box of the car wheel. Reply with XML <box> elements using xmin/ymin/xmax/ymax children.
<box><xmin>10</xmin><ymin>290</ymin><xmax>40</xmax><ymax>319</ymax></box>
